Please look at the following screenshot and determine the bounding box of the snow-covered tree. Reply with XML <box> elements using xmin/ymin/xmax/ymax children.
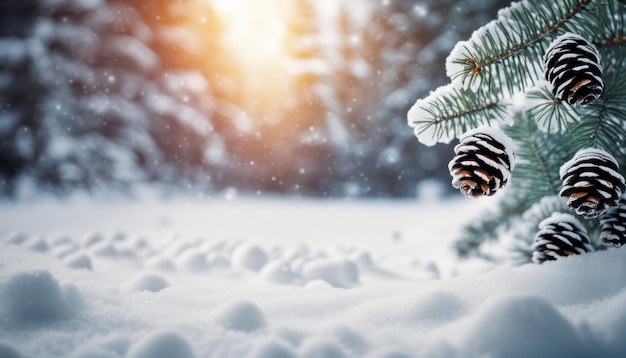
<box><xmin>407</xmin><ymin>0</ymin><xmax>626</xmax><ymax>263</ymax></box>
<box><xmin>0</xmin><ymin>0</ymin><xmax>236</xmax><ymax>196</ymax></box>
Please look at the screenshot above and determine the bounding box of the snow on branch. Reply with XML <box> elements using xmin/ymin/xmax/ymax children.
<box><xmin>407</xmin><ymin>84</ymin><xmax>508</xmax><ymax>146</ymax></box>
<box><xmin>446</xmin><ymin>0</ymin><xmax>593</xmax><ymax>94</ymax></box>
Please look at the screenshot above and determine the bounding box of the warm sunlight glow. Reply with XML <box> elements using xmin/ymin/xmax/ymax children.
<box><xmin>212</xmin><ymin>0</ymin><xmax>294</xmax><ymax>122</ymax></box>
<box><xmin>215</xmin><ymin>0</ymin><xmax>286</xmax><ymax>62</ymax></box>
<box><xmin>214</xmin><ymin>0</ymin><xmax>288</xmax><ymax>62</ymax></box>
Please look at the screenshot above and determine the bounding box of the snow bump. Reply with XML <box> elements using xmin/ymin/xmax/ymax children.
<box><xmin>125</xmin><ymin>271</ymin><xmax>169</xmax><ymax>293</ymax></box>
<box><xmin>232</xmin><ymin>244</ymin><xmax>269</xmax><ymax>271</ymax></box>
<box><xmin>213</xmin><ymin>299</ymin><xmax>267</xmax><ymax>333</ymax></box>
<box><xmin>302</xmin><ymin>258</ymin><xmax>359</xmax><ymax>288</ymax></box>
<box><xmin>459</xmin><ymin>294</ymin><xmax>585</xmax><ymax>358</ymax></box>
<box><xmin>126</xmin><ymin>330</ymin><xmax>195</xmax><ymax>358</ymax></box>
<box><xmin>1</xmin><ymin>270</ymin><xmax>82</xmax><ymax>325</ymax></box>
<box><xmin>248</xmin><ymin>339</ymin><xmax>297</xmax><ymax>358</ymax></box>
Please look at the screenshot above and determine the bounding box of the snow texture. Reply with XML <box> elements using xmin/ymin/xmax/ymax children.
<box><xmin>2</xmin><ymin>196</ymin><xmax>626</xmax><ymax>357</ymax></box>
<box><xmin>407</xmin><ymin>85</ymin><xmax>463</xmax><ymax>146</ymax></box>
<box><xmin>125</xmin><ymin>272</ymin><xmax>169</xmax><ymax>293</ymax></box>
<box><xmin>213</xmin><ymin>299</ymin><xmax>268</xmax><ymax>332</ymax></box>
<box><xmin>126</xmin><ymin>330</ymin><xmax>195</xmax><ymax>358</ymax></box>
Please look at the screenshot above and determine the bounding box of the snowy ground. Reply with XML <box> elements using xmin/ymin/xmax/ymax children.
<box><xmin>1</xmin><ymin>193</ymin><xmax>626</xmax><ymax>358</ymax></box>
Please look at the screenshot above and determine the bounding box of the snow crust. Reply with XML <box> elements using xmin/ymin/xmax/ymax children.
<box><xmin>1</xmin><ymin>196</ymin><xmax>626</xmax><ymax>357</ymax></box>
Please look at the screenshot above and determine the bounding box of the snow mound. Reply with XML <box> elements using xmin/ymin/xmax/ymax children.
<box><xmin>176</xmin><ymin>250</ymin><xmax>209</xmax><ymax>272</ymax></box>
<box><xmin>125</xmin><ymin>272</ymin><xmax>169</xmax><ymax>293</ymax></box>
<box><xmin>299</xmin><ymin>338</ymin><xmax>347</xmax><ymax>358</ymax></box>
<box><xmin>126</xmin><ymin>330</ymin><xmax>195</xmax><ymax>358</ymax></box>
<box><xmin>272</xmin><ymin>326</ymin><xmax>307</xmax><ymax>347</ymax></box>
<box><xmin>213</xmin><ymin>299</ymin><xmax>267</xmax><ymax>332</ymax></box>
<box><xmin>406</xmin><ymin>291</ymin><xmax>466</xmax><ymax>323</ymax></box>
<box><xmin>89</xmin><ymin>240</ymin><xmax>118</xmax><ymax>257</ymax></box>
<box><xmin>2</xmin><ymin>232</ymin><xmax>29</xmax><ymax>245</ymax></box>
<box><xmin>302</xmin><ymin>258</ymin><xmax>359</xmax><ymax>288</ymax></box>
<box><xmin>4</xmin><ymin>197</ymin><xmax>626</xmax><ymax>357</ymax></box>
<box><xmin>589</xmin><ymin>289</ymin><xmax>626</xmax><ymax>357</ymax></box>
<box><xmin>63</xmin><ymin>252</ymin><xmax>93</xmax><ymax>270</ymax></box>
<box><xmin>458</xmin><ymin>294</ymin><xmax>584</xmax><ymax>358</ymax></box>
<box><xmin>81</xmin><ymin>231</ymin><xmax>105</xmax><ymax>248</ymax></box>
<box><xmin>145</xmin><ymin>255</ymin><xmax>176</xmax><ymax>271</ymax></box>
<box><xmin>52</xmin><ymin>242</ymin><xmax>79</xmax><ymax>259</ymax></box>
<box><xmin>70</xmin><ymin>334</ymin><xmax>130</xmax><ymax>358</ymax></box>
<box><xmin>248</xmin><ymin>339</ymin><xmax>297</xmax><ymax>358</ymax></box>
<box><xmin>366</xmin><ymin>350</ymin><xmax>413</xmax><ymax>358</ymax></box>
<box><xmin>0</xmin><ymin>342</ymin><xmax>22</xmax><ymax>358</ymax></box>
<box><xmin>24</xmin><ymin>237</ymin><xmax>49</xmax><ymax>252</ymax></box>
<box><xmin>319</xmin><ymin>325</ymin><xmax>369</xmax><ymax>356</ymax></box>
<box><xmin>259</xmin><ymin>260</ymin><xmax>299</xmax><ymax>284</ymax></box>
<box><xmin>207</xmin><ymin>253</ymin><xmax>231</xmax><ymax>270</ymax></box>
<box><xmin>0</xmin><ymin>270</ymin><xmax>82</xmax><ymax>324</ymax></box>
<box><xmin>232</xmin><ymin>244</ymin><xmax>269</xmax><ymax>271</ymax></box>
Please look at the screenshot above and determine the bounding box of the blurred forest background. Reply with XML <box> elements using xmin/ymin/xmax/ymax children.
<box><xmin>0</xmin><ymin>0</ymin><xmax>511</xmax><ymax>199</ymax></box>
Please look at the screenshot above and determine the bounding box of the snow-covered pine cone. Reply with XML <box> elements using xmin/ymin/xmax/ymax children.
<box><xmin>532</xmin><ymin>213</ymin><xmax>593</xmax><ymax>264</ymax></box>
<box><xmin>448</xmin><ymin>126</ymin><xmax>515</xmax><ymax>198</ymax></box>
<box><xmin>600</xmin><ymin>194</ymin><xmax>626</xmax><ymax>247</ymax></box>
<box><xmin>559</xmin><ymin>148</ymin><xmax>625</xmax><ymax>219</ymax></box>
<box><xmin>544</xmin><ymin>33</ymin><xmax>603</xmax><ymax>105</ymax></box>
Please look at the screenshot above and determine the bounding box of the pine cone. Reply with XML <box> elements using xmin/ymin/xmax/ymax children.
<box><xmin>448</xmin><ymin>126</ymin><xmax>515</xmax><ymax>198</ymax></box>
<box><xmin>600</xmin><ymin>194</ymin><xmax>626</xmax><ymax>247</ymax></box>
<box><xmin>532</xmin><ymin>213</ymin><xmax>593</xmax><ymax>264</ymax></box>
<box><xmin>544</xmin><ymin>33</ymin><xmax>603</xmax><ymax>105</ymax></box>
<box><xmin>559</xmin><ymin>148</ymin><xmax>625</xmax><ymax>219</ymax></box>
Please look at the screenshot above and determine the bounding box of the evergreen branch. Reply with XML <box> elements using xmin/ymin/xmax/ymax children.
<box><xmin>407</xmin><ymin>85</ymin><xmax>508</xmax><ymax>146</ymax></box>
<box><xmin>509</xmin><ymin>195</ymin><xmax>570</xmax><ymax>264</ymax></box>
<box><xmin>467</xmin><ymin>1</ymin><xmax>591</xmax><ymax>76</ymax></box>
<box><xmin>569</xmin><ymin>64</ymin><xmax>626</xmax><ymax>158</ymax></box>
<box><xmin>447</xmin><ymin>0</ymin><xmax>593</xmax><ymax>93</ymax></box>
<box><xmin>454</xmin><ymin>190</ymin><xmax>534</xmax><ymax>260</ymax></box>
<box><xmin>596</xmin><ymin>37</ymin><xmax>626</xmax><ymax>47</ymax></box>
<box><xmin>586</xmin><ymin>0</ymin><xmax>626</xmax><ymax>48</ymax></box>
<box><xmin>503</xmin><ymin>112</ymin><xmax>569</xmax><ymax>202</ymax></box>
<box><xmin>525</xmin><ymin>82</ymin><xmax>579</xmax><ymax>133</ymax></box>
<box><xmin>570</xmin><ymin>103</ymin><xmax>626</xmax><ymax>156</ymax></box>
<box><xmin>453</xmin><ymin>208</ymin><xmax>506</xmax><ymax>260</ymax></box>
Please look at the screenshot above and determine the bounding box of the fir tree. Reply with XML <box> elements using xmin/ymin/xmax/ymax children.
<box><xmin>407</xmin><ymin>0</ymin><xmax>626</xmax><ymax>263</ymax></box>
<box><xmin>0</xmin><ymin>0</ymin><xmax>235</xmax><ymax>196</ymax></box>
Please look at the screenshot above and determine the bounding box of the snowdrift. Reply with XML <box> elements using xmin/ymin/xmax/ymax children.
<box><xmin>1</xmin><ymin>197</ymin><xmax>625</xmax><ymax>357</ymax></box>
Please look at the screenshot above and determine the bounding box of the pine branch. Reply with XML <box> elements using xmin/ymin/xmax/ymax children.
<box><xmin>568</xmin><ymin>64</ymin><xmax>626</xmax><ymax>158</ymax></box>
<box><xmin>525</xmin><ymin>82</ymin><xmax>579</xmax><ymax>133</ymax></box>
<box><xmin>503</xmin><ymin>112</ymin><xmax>570</xmax><ymax>203</ymax></box>
<box><xmin>509</xmin><ymin>195</ymin><xmax>570</xmax><ymax>263</ymax></box>
<box><xmin>579</xmin><ymin>0</ymin><xmax>626</xmax><ymax>48</ymax></box>
<box><xmin>453</xmin><ymin>208</ymin><xmax>505</xmax><ymax>260</ymax></box>
<box><xmin>414</xmin><ymin>0</ymin><xmax>626</xmax><ymax>263</ymax></box>
<box><xmin>447</xmin><ymin>0</ymin><xmax>594</xmax><ymax>93</ymax></box>
<box><xmin>454</xmin><ymin>189</ymin><xmax>534</xmax><ymax>260</ymax></box>
<box><xmin>407</xmin><ymin>85</ymin><xmax>508</xmax><ymax>146</ymax></box>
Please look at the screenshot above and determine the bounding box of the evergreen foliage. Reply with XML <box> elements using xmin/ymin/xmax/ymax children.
<box><xmin>408</xmin><ymin>0</ymin><xmax>626</xmax><ymax>263</ymax></box>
